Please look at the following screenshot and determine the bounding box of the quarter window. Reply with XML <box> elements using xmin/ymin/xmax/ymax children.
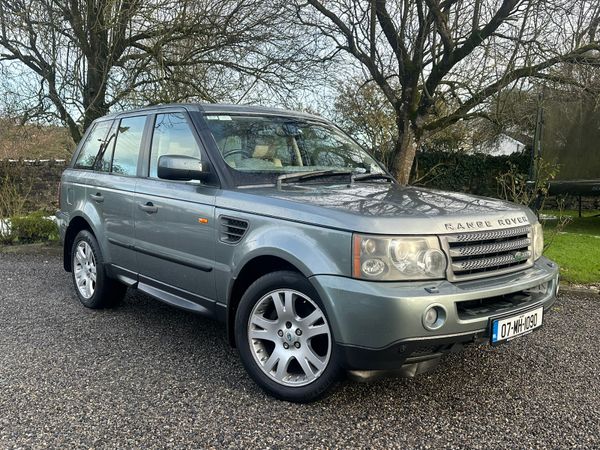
<box><xmin>74</xmin><ymin>121</ymin><xmax>112</xmax><ymax>169</ymax></box>
<box><xmin>149</xmin><ymin>113</ymin><xmax>202</xmax><ymax>178</ymax></box>
<box><xmin>111</xmin><ymin>116</ymin><xmax>147</xmax><ymax>176</ymax></box>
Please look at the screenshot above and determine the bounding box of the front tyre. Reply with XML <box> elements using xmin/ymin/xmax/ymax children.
<box><xmin>71</xmin><ymin>230</ymin><xmax>126</xmax><ymax>309</ymax></box>
<box><xmin>235</xmin><ymin>271</ymin><xmax>341</xmax><ymax>402</ymax></box>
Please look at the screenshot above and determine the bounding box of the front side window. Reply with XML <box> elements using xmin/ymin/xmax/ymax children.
<box><xmin>149</xmin><ymin>113</ymin><xmax>202</xmax><ymax>178</ymax></box>
<box><xmin>204</xmin><ymin>114</ymin><xmax>384</xmax><ymax>184</ymax></box>
<box><xmin>73</xmin><ymin>120</ymin><xmax>112</xmax><ymax>169</ymax></box>
<box><xmin>111</xmin><ymin>116</ymin><xmax>147</xmax><ymax>176</ymax></box>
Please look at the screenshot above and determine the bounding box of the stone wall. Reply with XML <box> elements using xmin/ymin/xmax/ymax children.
<box><xmin>0</xmin><ymin>159</ymin><xmax>68</xmax><ymax>213</ymax></box>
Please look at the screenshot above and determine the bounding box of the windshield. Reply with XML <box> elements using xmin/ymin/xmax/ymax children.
<box><xmin>204</xmin><ymin>114</ymin><xmax>385</xmax><ymax>184</ymax></box>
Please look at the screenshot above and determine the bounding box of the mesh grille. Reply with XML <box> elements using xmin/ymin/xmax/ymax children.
<box><xmin>442</xmin><ymin>225</ymin><xmax>533</xmax><ymax>281</ymax></box>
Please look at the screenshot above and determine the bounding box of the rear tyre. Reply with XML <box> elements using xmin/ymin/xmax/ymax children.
<box><xmin>235</xmin><ymin>271</ymin><xmax>341</xmax><ymax>403</ymax></box>
<box><xmin>71</xmin><ymin>230</ymin><xmax>126</xmax><ymax>309</ymax></box>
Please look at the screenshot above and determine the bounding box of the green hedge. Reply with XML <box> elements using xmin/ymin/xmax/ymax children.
<box><xmin>412</xmin><ymin>150</ymin><xmax>530</xmax><ymax>198</ymax></box>
<box><xmin>9</xmin><ymin>211</ymin><xmax>59</xmax><ymax>243</ymax></box>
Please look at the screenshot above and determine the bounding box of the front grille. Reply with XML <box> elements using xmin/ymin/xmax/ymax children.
<box><xmin>442</xmin><ymin>225</ymin><xmax>533</xmax><ymax>281</ymax></box>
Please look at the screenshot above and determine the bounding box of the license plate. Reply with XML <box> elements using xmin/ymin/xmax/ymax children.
<box><xmin>491</xmin><ymin>306</ymin><xmax>544</xmax><ymax>344</ymax></box>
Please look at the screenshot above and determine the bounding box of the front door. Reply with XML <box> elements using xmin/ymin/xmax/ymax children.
<box><xmin>134</xmin><ymin>112</ymin><xmax>217</xmax><ymax>307</ymax></box>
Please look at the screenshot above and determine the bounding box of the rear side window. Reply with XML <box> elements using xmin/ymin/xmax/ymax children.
<box><xmin>111</xmin><ymin>116</ymin><xmax>147</xmax><ymax>176</ymax></box>
<box><xmin>73</xmin><ymin>121</ymin><xmax>112</xmax><ymax>169</ymax></box>
<box><xmin>149</xmin><ymin>113</ymin><xmax>202</xmax><ymax>178</ymax></box>
<box><xmin>96</xmin><ymin>121</ymin><xmax>119</xmax><ymax>172</ymax></box>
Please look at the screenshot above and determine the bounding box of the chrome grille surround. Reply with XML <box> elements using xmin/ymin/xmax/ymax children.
<box><xmin>441</xmin><ymin>225</ymin><xmax>533</xmax><ymax>282</ymax></box>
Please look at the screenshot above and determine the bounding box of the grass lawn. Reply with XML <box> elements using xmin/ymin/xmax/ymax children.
<box><xmin>541</xmin><ymin>210</ymin><xmax>600</xmax><ymax>285</ymax></box>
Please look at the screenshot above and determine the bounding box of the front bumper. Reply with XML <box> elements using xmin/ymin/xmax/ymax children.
<box><xmin>310</xmin><ymin>256</ymin><xmax>559</xmax><ymax>370</ymax></box>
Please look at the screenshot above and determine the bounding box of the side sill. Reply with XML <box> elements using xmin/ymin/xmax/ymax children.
<box><xmin>137</xmin><ymin>275</ymin><xmax>216</xmax><ymax>319</ymax></box>
<box><xmin>107</xmin><ymin>264</ymin><xmax>138</xmax><ymax>286</ymax></box>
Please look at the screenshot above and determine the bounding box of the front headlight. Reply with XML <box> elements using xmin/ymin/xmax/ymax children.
<box><xmin>352</xmin><ymin>234</ymin><xmax>447</xmax><ymax>281</ymax></box>
<box><xmin>532</xmin><ymin>222</ymin><xmax>544</xmax><ymax>260</ymax></box>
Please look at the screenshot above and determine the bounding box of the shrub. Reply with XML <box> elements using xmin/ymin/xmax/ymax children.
<box><xmin>412</xmin><ymin>150</ymin><xmax>530</xmax><ymax>198</ymax></box>
<box><xmin>9</xmin><ymin>211</ymin><xmax>59</xmax><ymax>243</ymax></box>
<box><xmin>0</xmin><ymin>172</ymin><xmax>31</xmax><ymax>218</ymax></box>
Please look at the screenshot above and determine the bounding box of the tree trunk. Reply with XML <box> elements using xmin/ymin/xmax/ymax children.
<box><xmin>391</xmin><ymin>121</ymin><xmax>419</xmax><ymax>185</ymax></box>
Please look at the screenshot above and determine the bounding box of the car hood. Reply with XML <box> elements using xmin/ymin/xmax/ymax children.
<box><xmin>217</xmin><ymin>183</ymin><xmax>536</xmax><ymax>235</ymax></box>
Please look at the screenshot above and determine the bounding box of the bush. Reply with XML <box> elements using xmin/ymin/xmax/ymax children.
<box><xmin>0</xmin><ymin>172</ymin><xmax>31</xmax><ymax>218</ymax></box>
<box><xmin>8</xmin><ymin>211</ymin><xmax>59</xmax><ymax>244</ymax></box>
<box><xmin>412</xmin><ymin>150</ymin><xmax>530</xmax><ymax>198</ymax></box>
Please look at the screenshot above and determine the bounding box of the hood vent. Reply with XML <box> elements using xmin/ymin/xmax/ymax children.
<box><xmin>219</xmin><ymin>216</ymin><xmax>248</xmax><ymax>244</ymax></box>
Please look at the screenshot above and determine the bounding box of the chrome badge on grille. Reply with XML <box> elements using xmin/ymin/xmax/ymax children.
<box><xmin>513</xmin><ymin>251</ymin><xmax>528</xmax><ymax>262</ymax></box>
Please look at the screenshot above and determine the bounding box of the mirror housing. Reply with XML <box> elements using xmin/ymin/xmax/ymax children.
<box><xmin>157</xmin><ymin>155</ymin><xmax>211</xmax><ymax>181</ymax></box>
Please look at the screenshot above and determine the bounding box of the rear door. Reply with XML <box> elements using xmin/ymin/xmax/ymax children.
<box><xmin>86</xmin><ymin>114</ymin><xmax>149</xmax><ymax>272</ymax></box>
<box><xmin>134</xmin><ymin>111</ymin><xmax>218</xmax><ymax>307</ymax></box>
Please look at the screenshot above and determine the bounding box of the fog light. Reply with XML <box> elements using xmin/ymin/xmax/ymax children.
<box><xmin>422</xmin><ymin>305</ymin><xmax>446</xmax><ymax>331</ymax></box>
<box><xmin>424</xmin><ymin>307</ymin><xmax>438</xmax><ymax>326</ymax></box>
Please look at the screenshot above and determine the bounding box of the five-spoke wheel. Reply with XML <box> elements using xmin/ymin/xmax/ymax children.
<box><xmin>248</xmin><ymin>289</ymin><xmax>331</xmax><ymax>387</ymax></box>
<box><xmin>73</xmin><ymin>241</ymin><xmax>97</xmax><ymax>299</ymax></box>
<box><xmin>70</xmin><ymin>230</ymin><xmax>126</xmax><ymax>309</ymax></box>
<box><xmin>235</xmin><ymin>271</ymin><xmax>340</xmax><ymax>402</ymax></box>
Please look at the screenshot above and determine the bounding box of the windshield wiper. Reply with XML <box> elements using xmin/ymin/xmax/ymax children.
<box><xmin>276</xmin><ymin>170</ymin><xmax>352</xmax><ymax>188</ymax></box>
<box><xmin>351</xmin><ymin>173</ymin><xmax>396</xmax><ymax>183</ymax></box>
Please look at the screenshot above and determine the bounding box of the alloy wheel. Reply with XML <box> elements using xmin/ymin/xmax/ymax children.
<box><xmin>248</xmin><ymin>289</ymin><xmax>332</xmax><ymax>387</ymax></box>
<box><xmin>74</xmin><ymin>241</ymin><xmax>97</xmax><ymax>299</ymax></box>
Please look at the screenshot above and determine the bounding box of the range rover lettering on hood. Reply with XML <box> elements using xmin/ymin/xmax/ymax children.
<box><xmin>443</xmin><ymin>216</ymin><xmax>529</xmax><ymax>232</ymax></box>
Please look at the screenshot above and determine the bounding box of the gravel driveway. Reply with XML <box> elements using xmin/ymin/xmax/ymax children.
<box><xmin>0</xmin><ymin>251</ymin><xmax>598</xmax><ymax>449</ymax></box>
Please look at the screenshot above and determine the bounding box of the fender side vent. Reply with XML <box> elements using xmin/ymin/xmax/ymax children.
<box><xmin>219</xmin><ymin>216</ymin><xmax>248</xmax><ymax>244</ymax></box>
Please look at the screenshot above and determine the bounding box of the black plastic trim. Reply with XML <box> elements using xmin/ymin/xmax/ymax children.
<box><xmin>107</xmin><ymin>238</ymin><xmax>213</xmax><ymax>272</ymax></box>
<box><xmin>337</xmin><ymin>332</ymin><xmax>484</xmax><ymax>371</ymax></box>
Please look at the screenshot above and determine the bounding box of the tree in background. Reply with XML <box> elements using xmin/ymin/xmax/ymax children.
<box><xmin>295</xmin><ymin>0</ymin><xmax>600</xmax><ymax>184</ymax></box>
<box><xmin>332</xmin><ymin>79</ymin><xmax>397</xmax><ymax>167</ymax></box>
<box><xmin>333</xmin><ymin>77</ymin><xmax>487</xmax><ymax>168</ymax></box>
<box><xmin>0</xmin><ymin>0</ymin><xmax>317</xmax><ymax>142</ymax></box>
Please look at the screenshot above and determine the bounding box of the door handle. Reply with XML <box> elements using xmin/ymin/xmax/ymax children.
<box><xmin>138</xmin><ymin>202</ymin><xmax>158</xmax><ymax>214</ymax></box>
<box><xmin>89</xmin><ymin>193</ymin><xmax>104</xmax><ymax>203</ymax></box>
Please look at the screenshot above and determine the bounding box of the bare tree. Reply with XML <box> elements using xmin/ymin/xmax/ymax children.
<box><xmin>294</xmin><ymin>0</ymin><xmax>600</xmax><ymax>184</ymax></box>
<box><xmin>0</xmin><ymin>0</ymin><xmax>316</xmax><ymax>142</ymax></box>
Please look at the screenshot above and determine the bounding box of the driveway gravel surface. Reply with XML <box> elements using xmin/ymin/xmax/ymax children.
<box><xmin>0</xmin><ymin>251</ymin><xmax>598</xmax><ymax>449</ymax></box>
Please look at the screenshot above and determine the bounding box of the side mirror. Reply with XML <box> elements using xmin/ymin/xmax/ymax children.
<box><xmin>157</xmin><ymin>155</ymin><xmax>211</xmax><ymax>181</ymax></box>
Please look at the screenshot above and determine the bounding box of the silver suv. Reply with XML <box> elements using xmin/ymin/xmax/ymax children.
<box><xmin>57</xmin><ymin>104</ymin><xmax>559</xmax><ymax>402</ymax></box>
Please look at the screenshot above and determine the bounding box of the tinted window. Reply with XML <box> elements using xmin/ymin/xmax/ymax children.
<box><xmin>111</xmin><ymin>116</ymin><xmax>147</xmax><ymax>176</ymax></box>
<box><xmin>74</xmin><ymin>121</ymin><xmax>112</xmax><ymax>169</ymax></box>
<box><xmin>149</xmin><ymin>113</ymin><xmax>201</xmax><ymax>178</ymax></box>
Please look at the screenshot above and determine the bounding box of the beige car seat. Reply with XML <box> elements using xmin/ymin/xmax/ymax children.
<box><xmin>253</xmin><ymin>143</ymin><xmax>282</xmax><ymax>167</ymax></box>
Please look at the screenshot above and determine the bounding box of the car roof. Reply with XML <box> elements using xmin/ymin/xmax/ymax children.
<box><xmin>99</xmin><ymin>103</ymin><xmax>326</xmax><ymax>122</ymax></box>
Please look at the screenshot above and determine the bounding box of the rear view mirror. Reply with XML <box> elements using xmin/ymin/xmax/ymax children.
<box><xmin>157</xmin><ymin>155</ymin><xmax>211</xmax><ymax>181</ymax></box>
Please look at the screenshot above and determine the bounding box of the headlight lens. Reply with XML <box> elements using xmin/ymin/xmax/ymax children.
<box><xmin>353</xmin><ymin>235</ymin><xmax>447</xmax><ymax>280</ymax></box>
<box><xmin>532</xmin><ymin>222</ymin><xmax>544</xmax><ymax>260</ymax></box>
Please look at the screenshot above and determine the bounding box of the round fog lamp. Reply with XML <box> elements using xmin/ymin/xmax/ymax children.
<box><xmin>422</xmin><ymin>305</ymin><xmax>446</xmax><ymax>331</ymax></box>
<box><xmin>424</xmin><ymin>307</ymin><xmax>438</xmax><ymax>326</ymax></box>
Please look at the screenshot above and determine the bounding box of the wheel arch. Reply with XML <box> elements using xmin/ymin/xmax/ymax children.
<box><xmin>226</xmin><ymin>255</ymin><xmax>303</xmax><ymax>347</ymax></box>
<box><xmin>63</xmin><ymin>215</ymin><xmax>96</xmax><ymax>272</ymax></box>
